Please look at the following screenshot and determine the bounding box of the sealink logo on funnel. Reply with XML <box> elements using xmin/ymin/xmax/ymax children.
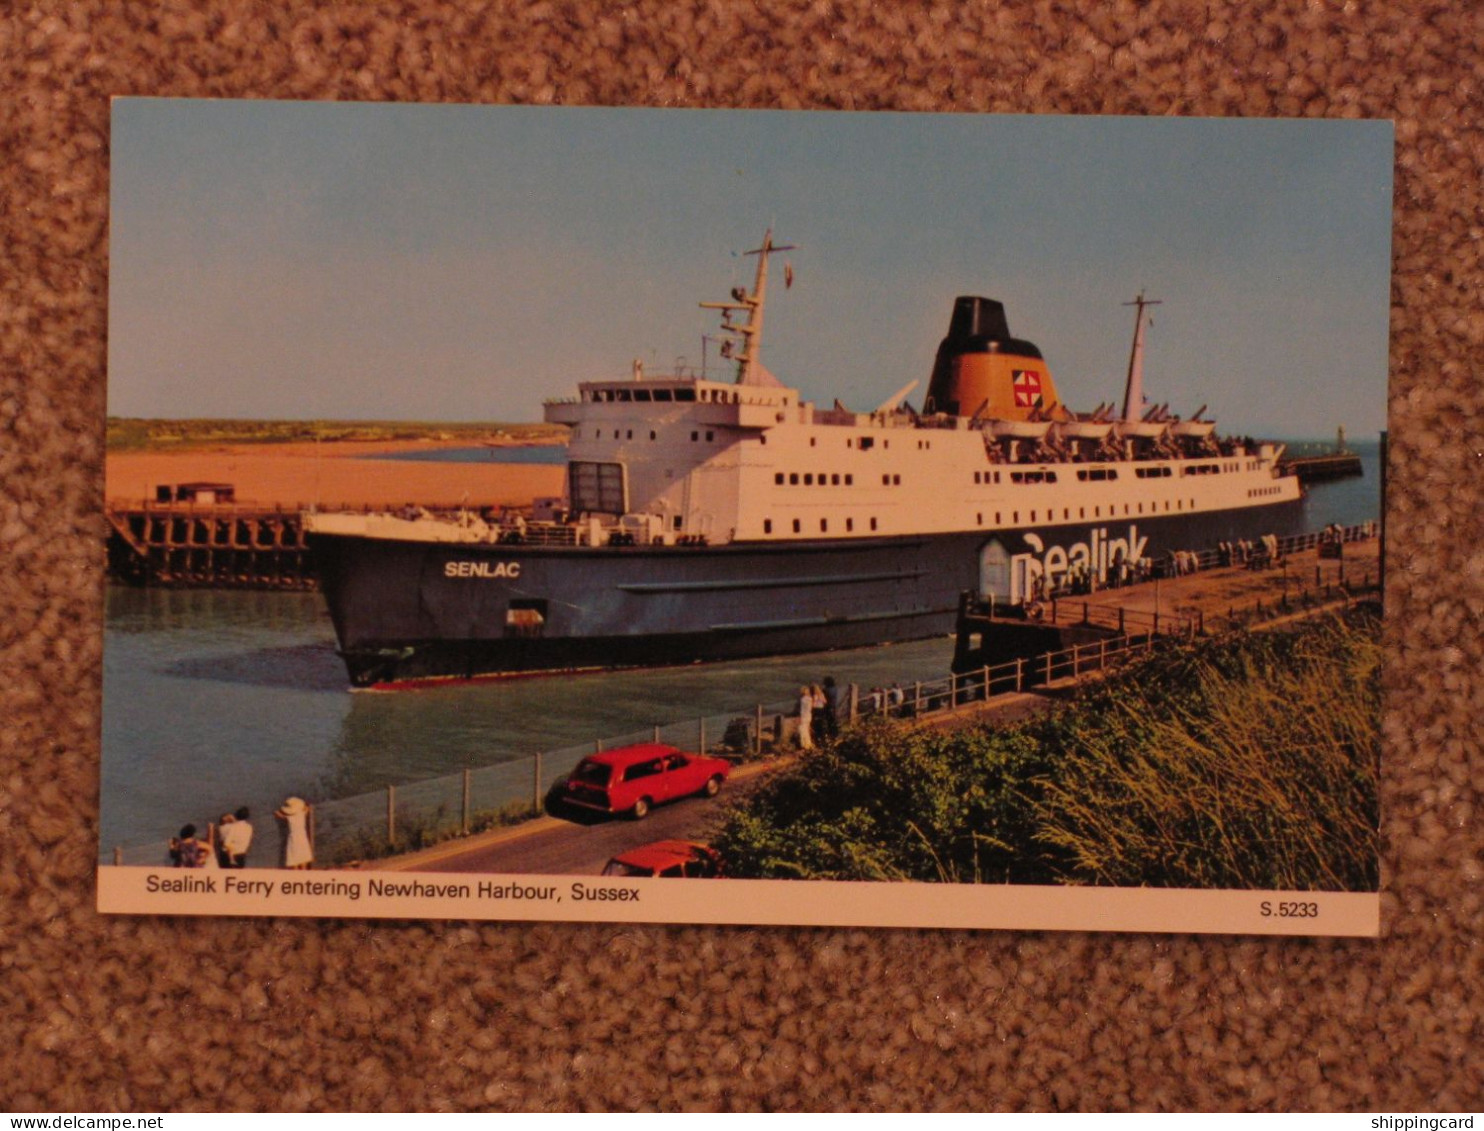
<box><xmin>1009</xmin><ymin>525</ymin><xmax>1148</xmax><ymax>603</ymax></box>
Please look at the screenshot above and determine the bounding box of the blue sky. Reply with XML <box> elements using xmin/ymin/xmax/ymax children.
<box><xmin>109</xmin><ymin>101</ymin><xmax>1394</xmax><ymax>437</ymax></box>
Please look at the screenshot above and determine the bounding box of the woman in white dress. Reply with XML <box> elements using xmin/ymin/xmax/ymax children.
<box><xmin>797</xmin><ymin>687</ymin><xmax>814</xmax><ymax>751</ymax></box>
<box><xmin>276</xmin><ymin>796</ymin><xmax>314</xmax><ymax>869</ymax></box>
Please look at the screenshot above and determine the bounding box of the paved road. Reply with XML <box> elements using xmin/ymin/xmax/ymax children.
<box><xmin>380</xmin><ymin>761</ymin><xmax>777</xmax><ymax>876</ymax></box>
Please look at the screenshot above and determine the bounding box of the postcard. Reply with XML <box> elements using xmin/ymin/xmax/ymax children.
<box><xmin>99</xmin><ymin>100</ymin><xmax>1393</xmax><ymax>936</ymax></box>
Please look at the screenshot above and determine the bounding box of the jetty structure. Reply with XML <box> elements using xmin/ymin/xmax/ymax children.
<box><xmin>294</xmin><ymin>230</ymin><xmax>1336</xmax><ymax>688</ymax></box>
<box><xmin>106</xmin><ymin>492</ymin><xmax>316</xmax><ymax>589</ymax></box>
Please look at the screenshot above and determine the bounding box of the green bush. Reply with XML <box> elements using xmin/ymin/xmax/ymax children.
<box><xmin>714</xmin><ymin>610</ymin><xmax>1380</xmax><ymax>891</ymax></box>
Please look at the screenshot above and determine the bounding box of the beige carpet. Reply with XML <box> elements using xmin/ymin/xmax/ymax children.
<box><xmin>4</xmin><ymin>0</ymin><xmax>1480</xmax><ymax>1112</ymax></box>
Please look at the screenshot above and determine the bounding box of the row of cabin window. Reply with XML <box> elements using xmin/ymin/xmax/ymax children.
<box><xmin>763</xmin><ymin>517</ymin><xmax>879</xmax><ymax>535</ymax></box>
<box><xmin>579</xmin><ymin>428</ymin><xmax>717</xmax><ymax>442</ymax></box>
<box><xmin>1248</xmin><ymin>486</ymin><xmax>1284</xmax><ymax>497</ymax></box>
<box><xmin>772</xmin><ymin>472</ymin><xmax>904</xmax><ymax>486</ymax></box>
<box><xmin>760</xmin><ymin>497</ymin><xmax>1205</xmax><ymax>536</ymax></box>
<box><xmin>586</xmin><ymin>388</ymin><xmax>697</xmax><ymax>403</ymax></box>
<box><xmin>986</xmin><ymin>498</ymin><xmax>1200</xmax><ymax>525</ymax></box>
<box><xmin>584</xmin><ymin>387</ymin><xmax>790</xmax><ymax>406</ymax></box>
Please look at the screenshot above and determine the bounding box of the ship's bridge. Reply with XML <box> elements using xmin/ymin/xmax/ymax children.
<box><xmin>544</xmin><ymin>377</ymin><xmax>797</xmax><ymax>430</ymax></box>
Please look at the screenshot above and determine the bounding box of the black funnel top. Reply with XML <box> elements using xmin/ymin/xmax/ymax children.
<box><xmin>942</xmin><ymin>296</ymin><xmax>1042</xmax><ymax>358</ymax></box>
<box><xmin>949</xmin><ymin>296</ymin><xmax>1011</xmax><ymax>341</ymax></box>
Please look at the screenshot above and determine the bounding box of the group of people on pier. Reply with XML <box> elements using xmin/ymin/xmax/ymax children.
<box><xmin>167</xmin><ymin>797</ymin><xmax>315</xmax><ymax>870</ymax></box>
<box><xmin>796</xmin><ymin>676</ymin><xmax>914</xmax><ymax>749</ymax></box>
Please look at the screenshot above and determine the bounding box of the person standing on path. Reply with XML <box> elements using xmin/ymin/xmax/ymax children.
<box><xmin>797</xmin><ymin>687</ymin><xmax>814</xmax><ymax>751</ymax></box>
<box><xmin>276</xmin><ymin>797</ymin><xmax>314</xmax><ymax>870</ymax></box>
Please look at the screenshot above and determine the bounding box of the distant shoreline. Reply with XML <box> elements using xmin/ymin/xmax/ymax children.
<box><xmin>105</xmin><ymin>417</ymin><xmax>565</xmax><ymax>455</ymax></box>
<box><xmin>106</xmin><ymin>435</ymin><xmax>566</xmax><ymax>511</ymax></box>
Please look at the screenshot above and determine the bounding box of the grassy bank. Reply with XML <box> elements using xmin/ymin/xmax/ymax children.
<box><xmin>106</xmin><ymin>417</ymin><xmax>566</xmax><ymax>453</ymax></box>
<box><xmin>714</xmin><ymin>610</ymin><xmax>1381</xmax><ymax>890</ymax></box>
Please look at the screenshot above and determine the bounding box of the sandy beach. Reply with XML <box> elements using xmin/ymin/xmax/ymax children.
<box><xmin>106</xmin><ymin>440</ymin><xmax>565</xmax><ymax>510</ymax></box>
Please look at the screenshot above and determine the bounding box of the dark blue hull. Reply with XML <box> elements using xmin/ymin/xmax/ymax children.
<box><xmin>310</xmin><ymin>500</ymin><xmax>1305</xmax><ymax>687</ymax></box>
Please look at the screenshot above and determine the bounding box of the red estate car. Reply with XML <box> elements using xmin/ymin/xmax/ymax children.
<box><xmin>602</xmin><ymin>840</ymin><xmax>724</xmax><ymax>878</ymax></box>
<box><xmin>563</xmin><ymin>742</ymin><xmax>730</xmax><ymax>820</ymax></box>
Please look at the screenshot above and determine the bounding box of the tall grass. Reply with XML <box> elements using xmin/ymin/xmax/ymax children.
<box><xmin>713</xmin><ymin>610</ymin><xmax>1380</xmax><ymax>890</ymax></box>
<box><xmin>1032</xmin><ymin>614</ymin><xmax>1379</xmax><ymax>889</ymax></box>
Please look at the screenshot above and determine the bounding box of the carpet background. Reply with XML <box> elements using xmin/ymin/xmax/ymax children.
<box><xmin>3</xmin><ymin>0</ymin><xmax>1480</xmax><ymax>1112</ymax></box>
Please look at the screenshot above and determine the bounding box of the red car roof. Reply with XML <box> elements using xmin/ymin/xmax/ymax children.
<box><xmin>580</xmin><ymin>742</ymin><xmax>683</xmax><ymax>768</ymax></box>
<box><xmin>610</xmin><ymin>840</ymin><xmax>714</xmax><ymax>869</ymax></box>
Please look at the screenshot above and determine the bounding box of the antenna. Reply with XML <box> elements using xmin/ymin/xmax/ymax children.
<box><xmin>1121</xmin><ymin>292</ymin><xmax>1162</xmax><ymax>422</ymax></box>
<box><xmin>700</xmin><ymin>229</ymin><xmax>797</xmax><ymax>385</ymax></box>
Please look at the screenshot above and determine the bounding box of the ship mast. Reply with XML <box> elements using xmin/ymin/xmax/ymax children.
<box><xmin>700</xmin><ymin>229</ymin><xmax>796</xmax><ymax>385</ymax></box>
<box><xmin>1121</xmin><ymin>291</ymin><xmax>1161</xmax><ymax>421</ymax></box>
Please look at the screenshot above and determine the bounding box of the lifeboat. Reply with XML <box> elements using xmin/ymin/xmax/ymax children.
<box><xmin>988</xmin><ymin>417</ymin><xmax>1053</xmax><ymax>441</ymax></box>
<box><xmin>1170</xmin><ymin>405</ymin><xmax>1216</xmax><ymax>439</ymax></box>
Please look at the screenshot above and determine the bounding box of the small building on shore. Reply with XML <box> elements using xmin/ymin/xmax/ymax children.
<box><xmin>155</xmin><ymin>482</ymin><xmax>236</xmax><ymax>505</ymax></box>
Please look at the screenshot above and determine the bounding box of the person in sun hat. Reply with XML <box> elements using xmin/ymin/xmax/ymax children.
<box><xmin>275</xmin><ymin>797</ymin><xmax>314</xmax><ymax>870</ymax></box>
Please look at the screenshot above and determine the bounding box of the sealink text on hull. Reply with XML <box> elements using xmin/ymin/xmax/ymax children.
<box><xmin>306</xmin><ymin>233</ymin><xmax>1306</xmax><ymax>688</ymax></box>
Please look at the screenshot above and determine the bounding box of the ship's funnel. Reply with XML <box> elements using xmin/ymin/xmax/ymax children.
<box><xmin>924</xmin><ymin>296</ymin><xmax>1066</xmax><ymax>421</ymax></box>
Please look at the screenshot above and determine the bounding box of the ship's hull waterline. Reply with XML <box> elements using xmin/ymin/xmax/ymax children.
<box><xmin>311</xmin><ymin>499</ymin><xmax>1305</xmax><ymax>688</ymax></box>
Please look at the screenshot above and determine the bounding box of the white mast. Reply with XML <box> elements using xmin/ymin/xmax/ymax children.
<box><xmin>1121</xmin><ymin>292</ymin><xmax>1161</xmax><ymax>421</ymax></box>
<box><xmin>700</xmin><ymin>229</ymin><xmax>796</xmax><ymax>385</ymax></box>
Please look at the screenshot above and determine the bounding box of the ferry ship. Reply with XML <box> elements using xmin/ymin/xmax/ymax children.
<box><xmin>306</xmin><ymin>233</ymin><xmax>1304</xmax><ymax>687</ymax></box>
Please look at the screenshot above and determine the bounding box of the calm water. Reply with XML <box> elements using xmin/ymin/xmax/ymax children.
<box><xmin>100</xmin><ymin>439</ymin><xmax>1381</xmax><ymax>855</ymax></box>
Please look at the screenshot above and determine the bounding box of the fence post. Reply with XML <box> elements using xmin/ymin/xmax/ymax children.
<box><xmin>533</xmin><ymin>752</ymin><xmax>543</xmax><ymax>815</ymax></box>
<box><xmin>653</xmin><ymin>724</ymin><xmax>661</xmax><ymax>744</ymax></box>
<box><xmin>982</xmin><ymin>664</ymin><xmax>990</xmax><ymax>701</ymax></box>
<box><xmin>1072</xmin><ymin>643</ymin><xmax>1080</xmax><ymax>678</ymax></box>
<box><xmin>755</xmin><ymin>703</ymin><xmax>763</xmax><ymax>757</ymax></box>
<box><xmin>113</xmin><ymin>846</ymin><xmax>122</xmax><ymax>866</ymax></box>
<box><xmin>1044</xmin><ymin>650</ymin><xmax>1053</xmax><ymax>684</ymax></box>
<box><xmin>949</xmin><ymin>672</ymin><xmax>957</xmax><ymax>708</ymax></box>
<box><xmin>595</xmin><ymin>738</ymin><xmax>603</xmax><ymax>754</ymax></box>
<box><xmin>849</xmin><ymin>683</ymin><xmax>859</xmax><ymax>721</ymax></box>
<box><xmin>1014</xmin><ymin>658</ymin><xmax>1024</xmax><ymax>692</ymax></box>
<box><xmin>387</xmin><ymin>784</ymin><xmax>396</xmax><ymax>846</ymax></box>
<box><xmin>1099</xmin><ymin>639</ymin><xmax>1107</xmax><ymax>670</ymax></box>
<box><xmin>699</xmin><ymin>717</ymin><xmax>706</xmax><ymax>752</ymax></box>
<box><xmin>914</xmin><ymin>681</ymin><xmax>923</xmax><ymax>715</ymax></box>
<box><xmin>462</xmin><ymin>769</ymin><xmax>471</xmax><ymax>835</ymax></box>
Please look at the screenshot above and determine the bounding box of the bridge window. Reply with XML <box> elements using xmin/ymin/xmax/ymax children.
<box><xmin>764</xmin><ymin>519</ymin><xmax>773</xmax><ymax>534</ymax></box>
<box><xmin>792</xmin><ymin>519</ymin><xmax>801</xmax><ymax>533</ymax></box>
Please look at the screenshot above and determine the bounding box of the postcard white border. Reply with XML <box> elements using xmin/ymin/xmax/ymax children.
<box><xmin>99</xmin><ymin>867</ymin><xmax>1379</xmax><ymax>937</ymax></box>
